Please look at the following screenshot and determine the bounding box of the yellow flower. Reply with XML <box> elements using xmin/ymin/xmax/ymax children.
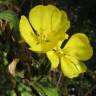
<box><xmin>47</xmin><ymin>33</ymin><xmax>93</xmax><ymax>78</ymax></box>
<box><xmin>19</xmin><ymin>5</ymin><xmax>70</xmax><ymax>53</ymax></box>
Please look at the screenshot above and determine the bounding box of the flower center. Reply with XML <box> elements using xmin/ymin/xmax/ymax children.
<box><xmin>58</xmin><ymin>48</ymin><xmax>64</xmax><ymax>55</ymax></box>
<box><xmin>37</xmin><ymin>28</ymin><xmax>49</xmax><ymax>44</ymax></box>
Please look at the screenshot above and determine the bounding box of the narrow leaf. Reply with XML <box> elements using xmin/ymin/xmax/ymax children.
<box><xmin>0</xmin><ymin>10</ymin><xmax>20</xmax><ymax>39</ymax></box>
<box><xmin>31</xmin><ymin>82</ymin><xmax>59</xmax><ymax>96</ymax></box>
<box><xmin>0</xmin><ymin>0</ymin><xmax>15</xmax><ymax>4</ymax></box>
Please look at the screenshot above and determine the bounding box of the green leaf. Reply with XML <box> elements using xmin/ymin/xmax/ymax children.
<box><xmin>0</xmin><ymin>50</ymin><xmax>9</xmax><ymax>66</ymax></box>
<box><xmin>0</xmin><ymin>0</ymin><xmax>15</xmax><ymax>4</ymax></box>
<box><xmin>18</xmin><ymin>83</ymin><xmax>32</xmax><ymax>96</ymax></box>
<box><xmin>31</xmin><ymin>82</ymin><xmax>59</xmax><ymax>96</ymax></box>
<box><xmin>31</xmin><ymin>82</ymin><xmax>46</xmax><ymax>96</ymax></box>
<box><xmin>10</xmin><ymin>90</ymin><xmax>16</xmax><ymax>96</ymax></box>
<box><xmin>0</xmin><ymin>10</ymin><xmax>20</xmax><ymax>39</ymax></box>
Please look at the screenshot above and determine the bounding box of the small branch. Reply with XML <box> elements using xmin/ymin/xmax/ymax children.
<box><xmin>56</xmin><ymin>71</ymin><xmax>62</xmax><ymax>87</ymax></box>
<box><xmin>20</xmin><ymin>0</ymin><xmax>26</xmax><ymax>8</ymax></box>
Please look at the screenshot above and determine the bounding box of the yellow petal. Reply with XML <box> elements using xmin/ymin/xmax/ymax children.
<box><xmin>46</xmin><ymin>51</ymin><xmax>59</xmax><ymax>70</ymax></box>
<box><xmin>29</xmin><ymin>41</ymin><xmax>59</xmax><ymax>53</ymax></box>
<box><xmin>19</xmin><ymin>16</ymin><xmax>49</xmax><ymax>52</ymax></box>
<box><xmin>19</xmin><ymin>16</ymin><xmax>37</xmax><ymax>47</ymax></box>
<box><xmin>46</xmin><ymin>10</ymin><xmax>70</xmax><ymax>42</ymax></box>
<box><xmin>42</xmin><ymin>5</ymin><xmax>61</xmax><ymax>33</ymax></box>
<box><xmin>60</xmin><ymin>55</ymin><xmax>87</xmax><ymax>78</ymax></box>
<box><xmin>54</xmin><ymin>33</ymin><xmax>69</xmax><ymax>50</ymax></box>
<box><xmin>29</xmin><ymin>5</ymin><xmax>44</xmax><ymax>33</ymax></box>
<box><xmin>46</xmin><ymin>10</ymin><xmax>70</xmax><ymax>41</ymax></box>
<box><xmin>29</xmin><ymin>5</ymin><xmax>61</xmax><ymax>33</ymax></box>
<box><xmin>63</xmin><ymin>33</ymin><xmax>93</xmax><ymax>61</ymax></box>
<box><xmin>29</xmin><ymin>5</ymin><xmax>70</xmax><ymax>41</ymax></box>
<box><xmin>53</xmin><ymin>11</ymin><xmax>70</xmax><ymax>40</ymax></box>
<box><xmin>19</xmin><ymin>16</ymin><xmax>57</xmax><ymax>52</ymax></box>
